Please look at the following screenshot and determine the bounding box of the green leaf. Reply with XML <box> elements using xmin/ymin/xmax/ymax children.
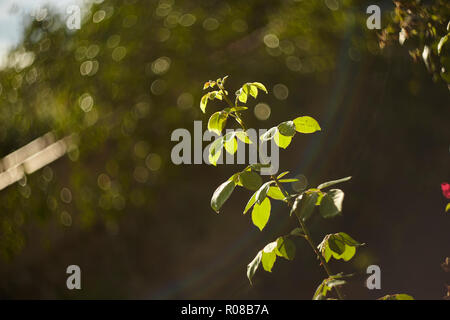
<box><xmin>209</xmin><ymin>90</ymin><xmax>223</xmax><ymax>101</ymax></box>
<box><xmin>248</xmin><ymin>84</ymin><xmax>258</xmax><ymax>99</ymax></box>
<box><xmin>438</xmin><ymin>34</ymin><xmax>449</xmax><ymax>55</ymax></box>
<box><xmin>313</xmin><ymin>275</ymin><xmax>347</xmax><ymax>300</ymax></box>
<box><xmin>247</xmin><ymin>250</ymin><xmax>262</xmax><ymax>285</ymax></box>
<box><xmin>318</xmin><ymin>232</ymin><xmax>364</xmax><ymax>262</ymax></box>
<box><xmin>328</xmin><ymin>236</ymin><xmax>346</xmax><ymax>255</ymax></box>
<box><xmin>278</xmin><ymin>178</ymin><xmax>299</xmax><ymax>183</ymax></box>
<box><xmin>235</xmin><ymin>131</ymin><xmax>252</xmax><ymax>144</ymax></box>
<box><xmin>224</xmin><ymin>106</ymin><xmax>248</xmax><ymax>113</ymax></box>
<box><xmin>243</xmin><ymin>191</ymin><xmax>257</xmax><ymax>214</ymax></box>
<box><xmin>237</xmin><ymin>86</ymin><xmax>248</xmax><ymax>103</ymax></box>
<box><xmin>200</xmin><ymin>93</ymin><xmax>209</xmax><ymax>113</ymax></box>
<box><xmin>203</xmin><ymin>81</ymin><xmax>216</xmax><ymax>90</ymax></box>
<box><xmin>274</xmin><ymin>131</ymin><xmax>292</xmax><ymax>149</ymax></box>
<box><xmin>277</xmin><ymin>171</ymin><xmax>289</xmax><ymax>179</ymax></box>
<box><xmin>317</xmin><ymin>176</ymin><xmax>352</xmax><ymax>189</ymax></box>
<box><xmin>293</xmin><ymin>116</ymin><xmax>321</xmax><ymax>133</ymax></box>
<box><xmin>261</xmin><ymin>251</ymin><xmax>276</xmax><ymax>272</ymax></box>
<box><xmin>322</xmin><ymin>245</ymin><xmax>332</xmax><ymax>262</ymax></box>
<box><xmin>378</xmin><ymin>294</ymin><xmax>414</xmax><ymax>300</ymax></box>
<box><xmin>275</xmin><ymin>237</ymin><xmax>296</xmax><ymax>260</ymax></box>
<box><xmin>319</xmin><ymin>189</ymin><xmax>344</xmax><ymax>218</ymax></box>
<box><xmin>223</xmin><ymin>134</ymin><xmax>237</xmax><ymax>154</ymax></box>
<box><xmin>267</xmin><ymin>186</ymin><xmax>285</xmax><ymax>200</ymax></box>
<box><xmin>291</xmin><ymin>191</ymin><xmax>319</xmax><ymax>220</ymax></box>
<box><xmin>239</xmin><ymin>171</ymin><xmax>263</xmax><ymax>191</ymax></box>
<box><xmin>208</xmin><ymin>137</ymin><xmax>223</xmax><ymax>166</ymax></box>
<box><xmin>446</xmin><ymin>203</ymin><xmax>450</xmax><ymax>212</ymax></box>
<box><xmin>252</xmin><ymin>197</ymin><xmax>271</xmax><ymax>231</ymax></box>
<box><xmin>211</xmin><ymin>179</ymin><xmax>236</xmax><ymax>213</ymax></box>
<box><xmin>260</xmin><ymin>127</ymin><xmax>278</xmax><ymax>141</ymax></box>
<box><xmin>255</xmin><ymin>181</ymin><xmax>272</xmax><ymax>204</ymax></box>
<box><xmin>277</xmin><ymin>121</ymin><xmax>296</xmax><ymax>136</ymax></box>
<box><xmin>251</xmin><ymin>82</ymin><xmax>268</xmax><ymax>93</ymax></box>
<box><xmin>200</xmin><ymin>91</ymin><xmax>224</xmax><ymax>113</ymax></box>
<box><xmin>207</xmin><ymin>111</ymin><xmax>228</xmax><ymax>135</ymax></box>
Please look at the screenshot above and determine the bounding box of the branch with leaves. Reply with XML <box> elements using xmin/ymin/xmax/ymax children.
<box><xmin>199</xmin><ymin>76</ymin><xmax>413</xmax><ymax>300</ymax></box>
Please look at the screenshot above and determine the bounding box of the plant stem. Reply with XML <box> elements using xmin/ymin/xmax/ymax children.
<box><xmin>271</xmin><ymin>175</ymin><xmax>345</xmax><ymax>300</ymax></box>
<box><xmin>229</xmin><ymin>113</ymin><xmax>247</xmax><ymax>131</ymax></box>
<box><xmin>218</xmin><ymin>84</ymin><xmax>247</xmax><ymax>131</ymax></box>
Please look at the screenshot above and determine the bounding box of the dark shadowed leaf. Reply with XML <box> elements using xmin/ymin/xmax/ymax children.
<box><xmin>255</xmin><ymin>181</ymin><xmax>272</xmax><ymax>204</ymax></box>
<box><xmin>211</xmin><ymin>180</ymin><xmax>236</xmax><ymax>213</ymax></box>
<box><xmin>276</xmin><ymin>236</ymin><xmax>296</xmax><ymax>260</ymax></box>
<box><xmin>277</xmin><ymin>121</ymin><xmax>296</xmax><ymax>136</ymax></box>
<box><xmin>319</xmin><ymin>189</ymin><xmax>344</xmax><ymax>218</ymax></box>
<box><xmin>378</xmin><ymin>294</ymin><xmax>414</xmax><ymax>300</ymax></box>
<box><xmin>291</xmin><ymin>191</ymin><xmax>319</xmax><ymax>221</ymax></box>
<box><xmin>239</xmin><ymin>171</ymin><xmax>263</xmax><ymax>191</ymax></box>
<box><xmin>317</xmin><ymin>176</ymin><xmax>352</xmax><ymax>189</ymax></box>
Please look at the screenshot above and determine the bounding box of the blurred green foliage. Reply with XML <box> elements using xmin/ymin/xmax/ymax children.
<box><xmin>381</xmin><ymin>0</ymin><xmax>450</xmax><ymax>85</ymax></box>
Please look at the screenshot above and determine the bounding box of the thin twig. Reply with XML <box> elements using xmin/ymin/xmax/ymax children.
<box><xmin>271</xmin><ymin>175</ymin><xmax>345</xmax><ymax>300</ymax></box>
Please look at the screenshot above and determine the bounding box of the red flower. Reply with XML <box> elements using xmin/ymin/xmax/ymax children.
<box><xmin>441</xmin><ymin>183</ymin><xmax>450</xmax><ymax>199</ymax></box>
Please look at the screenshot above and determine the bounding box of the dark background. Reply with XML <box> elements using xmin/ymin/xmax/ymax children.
<box><xmin>0</xmin><ymin>0</ymin><xmax>448</xmax><ymax>299</ymax></box>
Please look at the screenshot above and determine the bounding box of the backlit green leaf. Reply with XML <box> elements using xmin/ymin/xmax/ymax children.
<box><xmin>378</xmin><ymin>294</ymin><xmax>414</xmax><ymax>300</ymax></box>
<box><xmin>274</xmin><ymin>131</ymin><xmax>292</xmax><ymax>149</ymax></box>
<box><xmin>237</xmin><ymin>86</ymin><xmax>248</xmax><ymax>103</ymax></box>
<box><xmin>318</xmin><ymin>232</ymin><xmax>364</xmax><ymax>262</ymax></box>
<box><xmin>248</xmin><ymin>84</ymin><xmax>258</xmax><ymax>98</ymax></box>
<box><xmin>200</xmin><ymin>93</ymin><xmax>209</xmax><ymax>113</ymax></box>
<box><xmin>252</xmin><ymin>197</ymin><xmax>271</xmax><ymax>231</ymax></box>
<box><xmin>223</xmin><ymin>134</ymin><xmax>237</xmax><ymax>155</ymax></box>
<box><xmin>208</xmin><ymin>137</ymin><xmax>223</xmax><ymax>166</ymax></box>
<box><xmin>279</xmin><ymin>178</ymin><xmax>299</xmax><ymax>183</ymax></box>
<box><xmin>277</xmin><ymin>171</ymin><xmax>289</xmax><ymax>179</ymax></box>
<box><xmin>247</xmin><ymin>250</ymin><xmax>262</xmax><ymax>285</ymax></box>
<box><xmin>293</xmin><ymin>116</ymin><xmax>321</xmax><ymax>133</ymax></box>
<box><xmin>207</xmin><ymin>111</ymin><xmax>228</xmax><ymax>135</ymax></box>
<box><xmin>261</xmin><ymin>250</ymin><xmax>276</xmax><ymax>272</ymax></box>
<box><xmin>244</xmin><ymin>191</ymin><xmax>257</xmax><ymax>214</ymax></box>
<box><xmin>235</xmin><ymin>131</ymin><xmax>252</xmax><ymax>144</ymax></box>
<box><xmin>438</xmin><ymin>34</ymin><xmax>449</xmax><ymax>55</ymax></box>
<box><xmin>267</xmin><ymin>186</ymin><xmax>285</xmax><ymax>200</ymax></box>
<box><xmin>251</xmin><ymin>82</ymin><xmax>268</xmax><ymax>93</ymax></box>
